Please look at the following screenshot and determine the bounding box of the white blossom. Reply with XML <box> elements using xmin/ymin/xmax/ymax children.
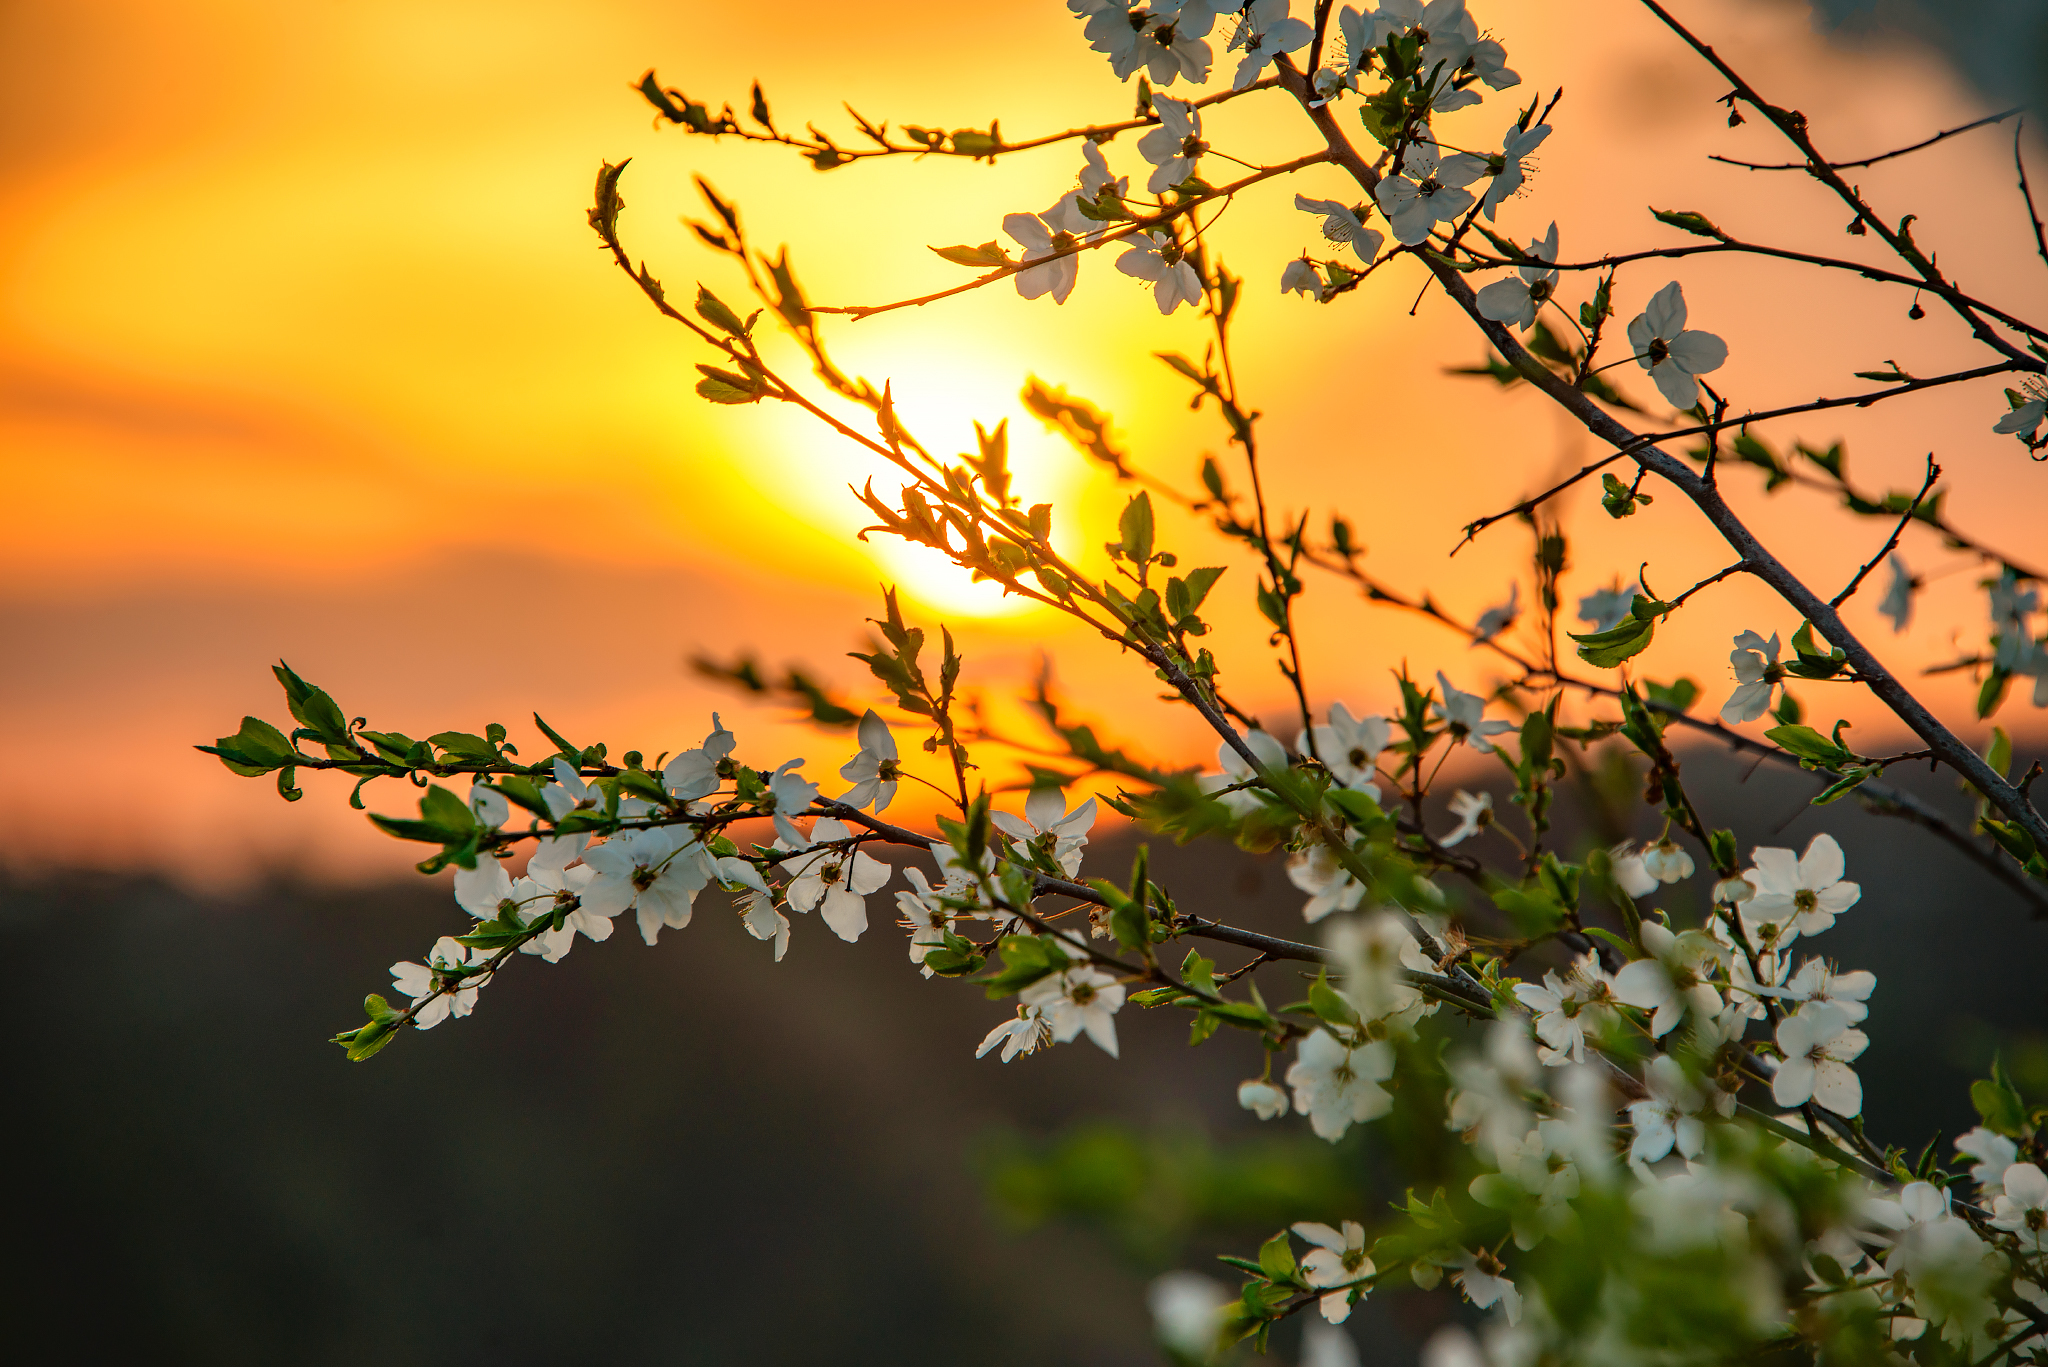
<box><xmin>1293</xmin><ymin>1219</ymin><xmax>1375</xmax><ymax>1323</ymax></box>
<box><xmin>1433</xmin><ymin>672</ymin><xmax>1513</xmax><ymax>752</ymax></box>
<box><xmin>1238</xmin><ymin>1078</ymin><xmax>1291</xmax><ymax>1120</ymax></box>
<box><xmin>1956</xmin><ymin>1127</ymin><xmax>2020</xmax><ymax>1198</ymax></box>
<box><xmin>1993</xmin><ymin>392</ymin><xmax>2046</xmax><ymax>441</ymax></box>
<box><xmin>1229</xmin><ymin>0</ymin><xmax>1313</xmax><ymax>90</ymax></box>
<box><xmin>1287</xmin><ymin>1027</ymin><xmax>1396</xmax><ymax>1141</ymax></box>
<box><xmin>389</xmin><ymin>936</ymin><xmax>481</xmax><ymax>1029</ymax></box>
<box><xmin>1294</xmin><ymin>194</ymin><xmax>1384</xmax><ymax>262</ymax></box>
<box><xmin>1146</xmin><ymin>1271</ymin><xmax>1229</xmax><ymax>1360</ymax></box>
<box><xmin>454</xmin><ymin>855</ymin><xmax>518</xmax><ymax>921</ymax></box>
<box><xmin>837</xmin><ymin>709</ymin><xmax>901</xmax><ymax>811</ymax></box>
<box><xmin>1720</xmin><ymin>629</ymin><xmax>1781</xmax><ymax>723</ymax></box>
<box><xmin>1472</xmin><ymin>1119</ymin><xmax>1581</xmax><ymax>1248</ymax></box>
<box><xmin>1992</xmin><ymin>1162</ymin><xmax>2048</xmax><ymax>1252</ymax></box>
<box><xmin>1512</xmin><ymin>952</ymin><xmax>1618</xmax><ymax>1064</ymax></box>
<box><xmin>1609</xmin><ymin>842</ymin><xmax>1658</xmax><ymax>899</ymax></box>
<box><xmin>1450</xmin><ymin>1247</ymin><xmax>1523</xmax><ymax>1324</ymax></box>
<box><xmin>1286</xmin><ymin>843</ymin><xmax>1367</xmax><ymax>924</ymax></box>
<box><xmin>533</xmin><ymin>756</ymin><xmax>598</xmax><ymax>873</ymax></box>
<box><xmin>1447</xmin><ymin>1020</ymin><xmax>1540</xmax><ymax>1161</ymax></box>
<box><xmin>580</xmin><ymin>828</ymin><xmax>713</xmax><ymax>946</ymax></box>
<box><xmin>1199</xmin><ymin>727</ymin><xmax>1290</xmax><ymax>815</ymax></box>
<box><xmin>528</xmin><ymin>859</ymin><xmax>609</xmax><ymax>944</ymax></box>
<box><xmin>1743</xmin><ymin>833</ymin><xmax>1860</xmax><ymax>943</ymax></box>
<box><xmin>1627</xmin><ymin>281</ymin><xmax>1728</xmax><ymax>410</ymax></box>
<box><xmin>1475</xmin><ymin>223</ymin><xmax>1557</xmax><ymax>331</ymax></box>
<box><xmin>1442</xmin><ymin>790</ymin><xmax>1492</xmax><ymax>846</ymax></box>
<box><xmin>467</xmin><ymin>781</ymin><xmax>508</xmax><ymax>829</ymax></box>
<box><xmin>1772</xmin><ymin>1003</ymin><xmax>1868</xmax><ymax>1116</ymax></box>
<box><xmin>738</xmin><ymin>888</ymin><xmax>791</xmax><ymax>961</ymax></box>
<box><xmin>761</xmin><ymin>758</ymin><xmax>822</xmax><ymax>845</ymax></box>
<box><xmin>1020</xmin><ymin>965</ymin><xmax>1126</xmax><ymax>1056</ymax></box>
<box><xmin>1375</xmin><ymin>134</ymin><xmax>1488</xmax><ymax>245</ymax></box>
<box><xmin>895</xmin><ymin>866</ymin><xmax>955</xmax><ymax>976</ymax></box>
<box><xmin>1003</xmin><ymin>194</ymin><xmax>1092</xmax><ymax>304</ymax></box>
<box><xmin>1282</xmin><ymin>256</ymin><xmax>1325</xmax><ymax>299</ymax></box>
<box><xmin>1309</xmin><ymin>702</ymin><xmax>1390</xmax><ymax>797</ymax></box>
<box><xmin>991</xmin><ymin>787</ymin><xmax>1098</xmax><ymax>877</ymax></box>
<box><xmin>1776</xmin><ymin>956</ymin><xmax>1875</xmax><ymax>1024</ymax></box>
<box><xmin>662</xmin><ymin>714</ymin><xmax>737</xmax><ymax>800</ymax></box>
<box><xmin>1116</xmin><ymin>230</ymin><xmax>1204</xmax><ymax>314</ymax></box>
<box><xmin>1330</xmin><ymin>910</ymin><xmax>1435</xmax><ymax>1027</ymax></box>
<box><xmin>1082</xmin><ymin>4</ymin><xmax>1212</xmax><ymax>85</ymax></box>
<box><xmin>1628</xmin><ymin>1055</ymin><xmax>1708</xmax><ymax>1164</ymax></box>
<box><xmin>1641</xmin><ymin>839</ymin><xmax>1693</xmax><ymax>884</ymax></box>
<box><xmin>1077</xmin><ymin>139</ymin><xmax>1125</xmax><ymax>201</ymax></box>
<box><xmin>1878</xmin><ymin>556</ymin><xmax>1914</xmax><ymax>633</ymax></box>
<box><xmin>1480</xmin><ymin>122</ymin><xmax>1549</xmax><ymax>219</ymax></box>
<box><xmin>1576</xmin><ymin>580</ymin><xmax>1642</xmax><ymax>634</ymax></box>
<box><xmin>1612</xmin><ymin>921</ymin><xmax>1724</xmax><ymax>1036</ymax></box>
<box><xmin>1137</xmin><ymin>95</ymin><xmax>1204</xmax><ymax>192</ymax></box>
<box><xmin>976</xmin><ymin>1004</ymin><xmax>1052</xmax><ymax>1061</ymax></box>
<box><xmin>780</xmin><ymin>817</ymin><xmax>891</xmax><ymax>942</ymax></box>
<box><xmin>1471</xmin><ymin>582</ymin><xmax>1520</xmax><ymax>643</ymax></box>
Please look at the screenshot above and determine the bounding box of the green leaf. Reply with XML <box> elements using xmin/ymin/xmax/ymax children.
<box><xmin>1118</xmin><ymin>492</ymin><xmax>1155</xmax><ymax>564</ymax></box>
<box><xmin>1257</xmin><ymin>1231</ymin><xmax>1299</xmax><ymax>1284</ymax></box>
<box><xmin>1764</xmin><ymin>724</ymin><xmax>1857</xmax><ymax>768</ymax></box>
<box><xmin>694</xmin><ymin>286</ymin><xmax>751</xmax><ymax>335</ymax></box>
<box><xmin>1972</xmin><ymin>1057</ymin><xmax>2030</xmax><ymax>1137</ymax></box>
<box><xmin>272</xmin><ymin>662</ymin><xmax>350</xmax><ymax>743</ymax></box>
<box><xmin>430</xmin><ymin>730</ymin><xmax>498</xmax><ymax>761</ymax></box>
<box><xmin>1650</xmin><ymin>207</ymin><xmax>1724</xmax><ymax>239</ymax></box>
<box><xmin>1308</xmin><ymin>971</ymin><xmax>1360</xmax><ymax>1029</ymax></box>
<box><xmin>930</xmin><ymin>241</ymin><xmax>1013</xmax><ymax>268</ymax></box>
<box><xmin>1569</xmin><ymin>613</ymin><xmax>1657</xmax><ymax>668</ymax></box>
<box><xmin>209</xmin><ymin>715</ymin><xmax>298</xmax><ymax>775</ymax></box>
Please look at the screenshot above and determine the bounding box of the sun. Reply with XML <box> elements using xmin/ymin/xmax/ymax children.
<box><xmin>757</xmin><ymin>347</ymin><xmax>1095</xmax><ymax>621</ymax></box>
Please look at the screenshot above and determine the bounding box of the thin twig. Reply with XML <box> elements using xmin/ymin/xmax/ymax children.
<box><xmin>1709</xmin><ymin>106</ymin><xmax>2023</xmax><ymax>173</ymax></box>
<box><xmin>1830</xmin><ymin>454</ymin><xmax>1939</xmax><ymax>608</ymax></box>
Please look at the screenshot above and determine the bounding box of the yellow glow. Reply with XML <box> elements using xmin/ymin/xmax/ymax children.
<box><xmin>748</xmin><ymin>345</ymin><xmax>1093</xmax><ymax>621</ymax></box>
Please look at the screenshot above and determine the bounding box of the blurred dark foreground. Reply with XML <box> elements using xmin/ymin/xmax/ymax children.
<box><xmin>4</xmin><ymin>745</ymin><xmax>2047</xmax><ymax>1365</ymax></box>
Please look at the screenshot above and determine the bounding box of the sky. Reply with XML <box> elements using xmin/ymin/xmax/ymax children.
<box><xmin>3</xmin><ymin>0</ymin><xmax>2045</xmax><ymax>882</ymax></box>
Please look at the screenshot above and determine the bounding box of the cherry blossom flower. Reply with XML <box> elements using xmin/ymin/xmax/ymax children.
<box><xmin>1626</xmin><ymin>281</ymin><xmax>1728</xmax><ymax>409</ymax></box>
<box><xmin>582</xmin><ymin>828</ymin><xmax>713</xmax><ymax>946</ymax></box>
<box><xmin>533</xmin><ymin>756</ymin><xmax>598</xmax><ymax>873</ymax></box>
<box><xmin>1021</xmin><ymin>965</ymin><xmax>1126</xmax><ymax>1056</ymax></box>
<box><xmin>1081</xmin><ymin>4</ymin><xmax>1212</xmax><ymax>85</ymax></box>
<box><xmin>1294</xmin><ymin>194</ymin><xmax>1384</xmax><ymax>262</ymax></box>
<box><xmin>1512</xmin><ymin>952</ymin><xmax>1618</xmax><ymax>1064</ymax></box>
<box><xmin>1442</xmin><ymin>790</ymin><xmax>1492</xmax><ymax>845</ymax></box>
<box><xmin>1480</xmin><ymin>122</ymin><xmax>1548</xmax><ymax>218</ymax></box>
<box><xmin>528</xmin><ymin>860</ymin><xmax>609</xmax><ymax>944</ymax></box>
<box><xmin>1330</xmin><ymin>912</ymin><xmax>1435</xmax><ymax>1028</ymax></box>
<box><xmin>1609</xmin><ymin>842</ymin><xmax>1659</xmax><ymax>899</ymax></box>
<box><xmin>1361</xmin><ymin>0</ymin><xmax>1479</xmax><ymax>77</ymax></box>
<box><xmin>1229</xmin><ymin>0</ymin><xmax>1313</xmax><ymax>90</ymax></box>
<box><xmin>992</xmin><ymin>787</ymin><xmax>1098</xmax><ymax>877</ymax></box>
<box><xmin>1309</xmin><ymin>702</ymin><xmax>1390</xmax><ymax>796</ymax></box>
<box><xmin>1992</xmin><ymin>1163</ymin><xmax>2048</xmax><ymax>1252</ymax></box>
<box><xmin>838</xmin><ymin>709</ymin><xmax>901</xmax><ymax>812</ymax></box>
<box><xmin>1137</xmin><ymin>95</ymin><xmax>1205</xmax><ymax>192</ymax></box>
<box><xmin>467</xmin><ymin>781</ymin><xmax>508</xmax><ymax>829</ymax></box>
<box><xmin>1772</xmin><ymin>1003</ymin><xmax>1868</xmax><ymax>1116</ymax></box>
<box><xmin>976</xmin><ymin>1004</ymin><xmax>1052</xmax><ymax>1061</ymax></box>
<box><xmin>1472</xmin><ymin>1120</ymin><xmax>1581</xmax><ymax>1248</ymax></box>
<box><xmin>1078</xmin><ymin>139</ymin><xmax>1124</xmax><ymax>200</ymax></box>
<box><xmin>738</xmin><ymin>888</ymin><xmax>790</xmax><ymax>961</ymax></box>
<box><xmin>389</xmin><ymin>937</ymin><xmax>481</xmax><ymax>1029</ymax></box>
<box><xmin>1642</xmin><ymin>839</ymin><xmax>1694</xmax><ymax>884</ymax></box>
<box><xmin>1200</xmin><ymin>728</ymin><xmax>1290</xmax><ymax>815</ymax></box>
<box><xmin>1238</xmin><ymin>1078</ymin><xmax>1290</xmax><ymax>1119</ymax></box>
<box><xmin>1879</xmin><ymin>556</ymin><xmax>1914</xmax><ymax>632</ymax></box>
<box><xmin>895</xmin><ymin>867</ymin><xmax>955</xmax><ymax>976</ymax></box>
<box><xmin>1116</xmin><ymin>231</ymin><xmax>1204</xmax><ymax>314</ymax></box>
<box><xmin>1282</xmin><ymin>257</ymin><xmax>1325</xmax><ymax>299</ymax></box>
<box><xmin>454</xmin><ymin>855</ymin><xmax>518</xmax><ymax>922</ymax></box>
<box><xmin>1146</xmin><ymin>1271</ymin><xmax>1229</xmax><ymax>1360</ymax></box>
<box><xmin>1450</xmin><ymin>1247</ymin><xmax>1522</xmax><ymax>1324</ymax></box>
<box><xmin>1577</xmin><ymin>580</ymin><xmax>1642</xmax><ymax>633</ymax></box>
<box><xmin>758</xmin><ymin>758</ymin><xmax>822</xmax><ymax>845</ymax></box>
<box><xmin>780</xmin><ymin>817</ymin><xmax>891</xmax><ymax>942</ymax></box>
<box><xmin>1776</xmin><ymin>956</ymin><xmax>1875</xmax><ymax>1024</ymax></box>
<box><xmin>1471</xmin><ymin>582</ymin><xmax>1520</xmax><ymax>643</ymax></box>
<box><xmin>1744</xmin><ymin>833</ymin><xmax>1860</xmax><ymax>943</ymax></box>
<box><xmin>1293</xmin><ymin>1219</ymin><xmax>1375</xmax><ymax>1323</ymax></box>
<box><xmin>1720</xmin><ymin>629</ymin><xmax>1782</xmax><ymax>723</ymax></box>
<box><xmin>1613</xmin><ymin>921</ymin><xmax>1723</xmax><ymax>1036</ymax></box>
<box><xmin>1433</xmin><ymin>672</ymin><xmax>1514</xmax><ymax>752</ymax></box>
<box><xmin>1447</xmin><ymin>1020</ymin><xmax>1539</xmax><ymax>1160</ymax></box>
<box><xmin>1288</xmin><ymin>843</ymin><xmax>1367</xmax><ymax>923</ymax></box>
<box><xmin>1287</xmin><ymin>1027</ymin><xmax>1396</xmax><ymax>1141</ymax></box>
<box><xmin>1475</xmin><ymin>222</ymin><xmax>1557</xmax><ymax>330</ymax></box>
<box><xmin>662</xmin><ymin>714</ymin><xmax>737</xmax><ymax>800</ymax></box>
<box><xmin>1994</xmin><ymin>391</ymin><xmax>2046</xmax><ymax>441</ymax></box>
<box><xmin>1628</xmin><ymin>1055</ymin><xmax>1707</xmax><ymax>1164</ymax></box>
<box><xmin>1956</xmin><ymin>1127</ymin><xmax>2019</xmax><ymax>1198</ymax></box>
<box><xmin>1466</xmin><ymin>35</ymin><xmax>1520</xmax><ymax>93</ymax></box>
<box><xmin>1375</xmin><ymin>135</ymin><xmax>1489</xmax><ymax>245</ymax></box>
<box><xmin>1003</xmin><ymin>194</ymin><xmax>1093</xmax><ymax>304</ymax></box>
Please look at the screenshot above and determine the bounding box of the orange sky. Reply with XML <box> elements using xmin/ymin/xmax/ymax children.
<box><xmin>4</xmin><ymin>0</ymin><xmax>2045</xmax><ymax>882</ymax></box>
